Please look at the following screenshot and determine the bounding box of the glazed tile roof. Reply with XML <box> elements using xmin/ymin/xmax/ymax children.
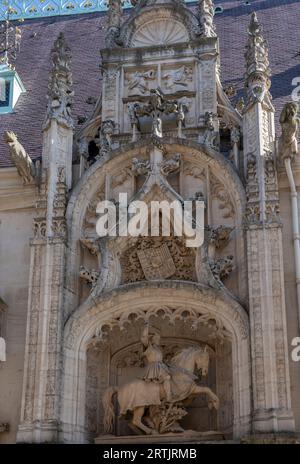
<box><xmin>0</xmin><ymin>0</ymin><xmax>299</xmax><ymax>167</ymax></box>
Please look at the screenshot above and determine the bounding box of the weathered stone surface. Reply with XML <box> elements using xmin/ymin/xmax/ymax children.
<box><xmin>1</xmin><ymin>0</ymin><xmax>300</xmax><ymax>445</ymax></box>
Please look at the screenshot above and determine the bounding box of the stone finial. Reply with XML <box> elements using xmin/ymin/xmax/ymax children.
<box><xmin>279</xmin><ymin>102</ymin><xmax>300</xmax><ymax>161</ymax></box>
<box><xmin>198</xmin><ymin>0</ymin><xmax>217</xmax><ymax>38</ymax></box>
<box><xmin>244</xmin><ymin>12</ymin><xmax>272</xmax><ymax>107</ymax></box>
<box><xmin>44</xmin><ymin>33</ymin><xmax>74</xmax><ymax>129</ymax></box>
<box><xmin>4</xmin><ymin>131</ymin><xmax>35</xmax><ymax>185</ymax></box>
<box><xmin>105</xmin><ymin>0</ymin><xmax>124</xmax><ymax>48</ymax></box>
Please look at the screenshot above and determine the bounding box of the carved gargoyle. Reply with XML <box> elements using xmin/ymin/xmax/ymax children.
<box><xmin>79</xmin><ymin>266</ymin><xmax>99</xmax><ymax>287</ymax></box>
<box><xmin>160</xmin><ymin>154</ymin><xmax>181</xmax><ymax>176</ymax></box>
<box><xmin>201</xmin><ymin>112</ymin><xmax>219</xmax><ymax>150</ymax></box>
<box><xmin>4</xmin><ymin>131</ymin><xmax>35</xmax><ymax>184</ymax></box>
<box><xmin>96</xmin><ymin>119</ymin><xmax>115</xmax><ymax>158</ymax></box>
<box><xmin>208</xmin><ymin>225</ymin><xmax>233</xmax><ymax>250</ymax></box>
<box><xmin>279</xmin><ymin>102</ymin><xmax>299</xmax><ymax>161</ymax></box>
<box><xmin>131</xmin><ymin>157</ymin><xmax>150</xmax><ymax>176</ymax></box>
<box><xmin>210</xmin><ymin>255</ymin><xmax>234</xmax><ymax>283</ymax></box>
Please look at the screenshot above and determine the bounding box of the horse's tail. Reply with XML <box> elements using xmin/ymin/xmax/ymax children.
<box><xmin>102</xmin><ymin>386</ymin><xmax>117</xmax><ymax>434</ymax></box>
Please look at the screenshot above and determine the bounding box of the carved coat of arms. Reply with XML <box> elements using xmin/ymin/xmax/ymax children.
<box><xmin>137</xmin><ymin>244</ymin><xmax>176</xmax><ymax>280</ymax></box>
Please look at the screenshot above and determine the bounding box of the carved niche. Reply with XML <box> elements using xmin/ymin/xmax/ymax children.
<box><xmin>85</xmin><ymin>315</ymin><xmax>234</xmax><ymax>440</ymax></box>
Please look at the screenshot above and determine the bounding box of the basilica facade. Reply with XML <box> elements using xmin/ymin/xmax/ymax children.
<box><xmin>0</xmin><ymin>0</ymin><xmax>300</xmax><ymax>443</ymax></box>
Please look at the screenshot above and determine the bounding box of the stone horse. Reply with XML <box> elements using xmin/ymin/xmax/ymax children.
<box><xmin>102</xmin><ymin>346</ymin><xmax>219</xmax><ymax>435</ymax></box>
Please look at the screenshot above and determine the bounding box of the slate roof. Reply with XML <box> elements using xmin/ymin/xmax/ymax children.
<box><xmin>0</xmin><ymin>0</ymin><xmax>299</xmax><ymax>167</ymax></box>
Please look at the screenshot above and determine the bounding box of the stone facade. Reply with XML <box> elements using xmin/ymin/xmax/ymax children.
<box><xmin>0</xmin><ymin>0</ymin><xmax>300</xmax><ymax>443</ymax></box>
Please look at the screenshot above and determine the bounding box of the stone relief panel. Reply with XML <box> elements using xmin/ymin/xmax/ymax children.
<box><xmin>125</xmin><ymin>68</ymin><xmax>157</xmax><ymax>97</ymax></box>
<box><xmin>102</xmin><ymin>66</ymin><xmax>120</xmax><ymax>122</ymax></box>
<box><xmin>122</xmin><ymin>63</ymin><xmax>196</xmax><ymax>132</ymax></box>
<box><xmin>120</xmin><ymin>236</ymin><xmax>196</xmax><ymax>284</ymax></box>
<box><xmin>162</xmin><ymin>65</ymin><xmax>194</xmax><ymax>93</ymax></box>
<box><xmin>181</xmin><ymin>161</ymin><xmax>207</xmax><ymax>200</ymax></box>
<box><xmin>199</xmin><ymin>59</ymin><xmax>216</xmax><ymax>115</ymax></box>
<box><xmin>210</xmin><ymin>173</ymin><xmax>235</xmax><ymax>220</ymax></box>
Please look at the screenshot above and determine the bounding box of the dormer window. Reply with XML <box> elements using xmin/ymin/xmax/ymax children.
<box><xmin>0</xmin><ymin>77</ymin><xmax>10</xmax><ymax>107</ymax></box>
<box><xmin>0</xmin><ymin>63</ymin><xmax>25</xmax><ymax>114</ymax></box>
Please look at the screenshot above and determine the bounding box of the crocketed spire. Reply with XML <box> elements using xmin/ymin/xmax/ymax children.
<box><xmin>44</xmin><ymin>33</ymin><xmax>74</xmax><ymax>129</ymax></box>
<box><xmin>244</xmin><ymin>12</ymin><xmax>272</xmax><ymax>107</ymax></box>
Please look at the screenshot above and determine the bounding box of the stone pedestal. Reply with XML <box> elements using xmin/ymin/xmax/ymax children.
<box><xmin>95</xmin><ymin>431</ymin><xmax>227</xmax><ymax>444</ymax></box>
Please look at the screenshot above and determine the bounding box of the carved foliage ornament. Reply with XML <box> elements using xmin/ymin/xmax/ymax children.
<box><xmin>120</xmin><ymin>236</ymin><xmax>196</xmax><ymax>284</ymax></box>
<box><xmin>94</xmin><ymin>305</ymin><xmax>233</xmax><ymax>344</ymax></box>
<box><xmin>210</xmin><ymin>173</ymin><xmax>234</xmax><ymax>219</ymax></box>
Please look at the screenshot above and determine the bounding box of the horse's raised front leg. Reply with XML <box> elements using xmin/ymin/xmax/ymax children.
<box><xmin>131</xmin><ymin>406</ymin><xmax>157</xmax><ymax>435</ymax></box>
<box><xmin>192</xmin><ymin>386</ymin><xmax>220</xmax><ymax>410</ymax></box>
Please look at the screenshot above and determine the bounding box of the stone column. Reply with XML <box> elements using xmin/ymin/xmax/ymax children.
<box><xmin>17</xmin><ymin>33</ymin><xmax>73</xmax><ymax>443</ymax></box>
<box><xmin>243</xmin><ymin>13</ymin><xmax>294</xmax><ymax>433</ymax></box>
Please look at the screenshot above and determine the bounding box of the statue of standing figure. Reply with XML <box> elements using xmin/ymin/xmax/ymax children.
<box><xmin>279</xmin><ymin>102</ymin><xmax>299</xmax><ymax>161</ymax></box>
<box><xmin>102</xmin><ymin>323</ymin><xmax>220</xmax><ymax>435</ymax></box>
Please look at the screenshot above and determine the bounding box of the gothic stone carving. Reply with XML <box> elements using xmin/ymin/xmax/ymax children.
<box><xmin>4</xmin><ymin>131</ymin><xmax>35</xmax><ymax>185</ymax></box>
<box><xmin>105</xmin><ymin>0</ymin><xmax>124</xmax><ymax>48</ymax></box>
<box><xmin>208</xmin><ymin>225</ymin><xmax>233</xmax><ymax>250</ymax></box>
<box><xmin>97</xmin><ymin>120</ymin><xmax>115</xmax><ymax>158</ymax></box>
<box><xmin>279</xmin><ymin>102</ymin><xmax>299</xmax><ymax>161</ymax></box>
<box><xmin>210</xmin><ymin>255</ymin><xmax>234</xmax><ymax>283</ymax></box>
<box><xmin>244</xmin><ymin>13</ymin><xmax>272</xmax><ymax>109</ymax></box>
<box><xmin>201</xmin><ymin>112</ymin><xmax>219</xmax><ymax>150</ymax></box>
<box><xmin>129</xmin><ymin>88</ymin><xmax>184</xmax><ymax>139</ymax></box>
<box><xmin>51</xmin><ymin>167</ymin><xmax>68</xmax><ymax>239</ymax></box>
<box><xmin>80</xmin><ymin>238</ymin><xmax>99</xmax><ymax>256</ymax></box>
<box><xmin>80</xmin><ymin>266</ymin><xmax>99</xmax><ymax>287</ymax></box>
<box><xmin>198</xmin><ymin>0</ymin><xmax>217</xmax><ymax>38</ymax></box>
<box><xmin>162</xmin><ymin>66</ymin><xmax>193</xmax><ymax>91</ymax></box>
<box><xmin>131</xmin><ymin>157</ymin><xmax>151</xmax><ymax>176</ymax></box>
<box><xmin>44</xmin><ymin>32</ymin><xmax>74</xmax><ymax>129</ymax></box>
<box><xmin>102</xmin><ymin>325</ymin><xmax>219</xmax><ymax>435</ymax></box>
<box><xmin>210</xmin><ymin>173</ymin><xmax>234</xmax><ymax>219</ymax></box>
<box><xmin>120</xmin><ymin>236</ymin><xmax>196</xmax><ymax>284</ymax></box>
<box><xmin>160</xmin><ymin>154</ymin><xmax>181</xmax><ymax>177</ymax></box>
<box><xmin>126</xmin><ymin>69</ymin><xmax>156</xmax><ymax>95</ymax></box>
<box><xmin>137</xmin><ymin>244</ymin><xmax>176</xmax><ymax>280</ymax></box>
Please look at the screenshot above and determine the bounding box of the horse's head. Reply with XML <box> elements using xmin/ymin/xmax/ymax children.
<box><xmin>195</xmin><ymin>346</ymin><xmax>210</xmax><ymax>377</ymax></box>
<box><xmin>170</xmin><ymin>345</ymin><xmax>210</xmax><ymax>377</ymax></box>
